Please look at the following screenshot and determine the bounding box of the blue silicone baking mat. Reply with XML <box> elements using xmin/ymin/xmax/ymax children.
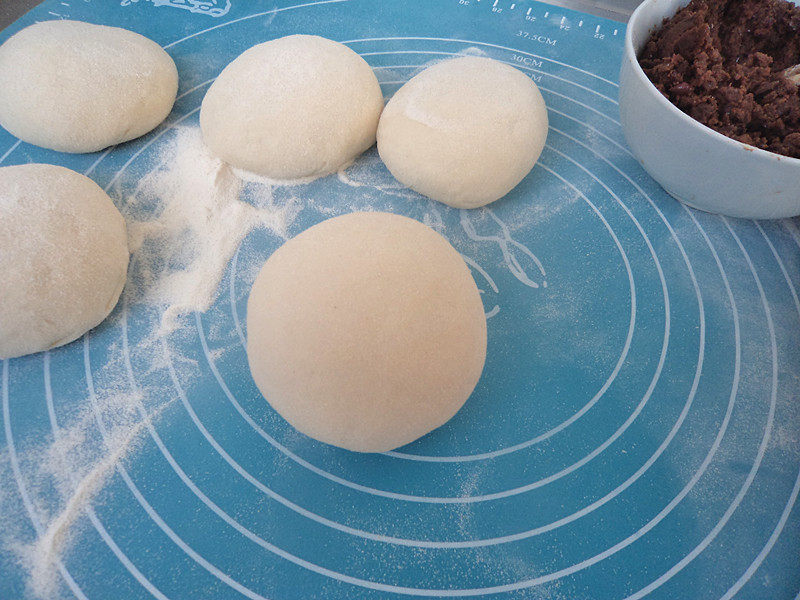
<box><xmin>1</xmin><ymin>1</ymin><xmax>799</xmax><ymax>599</ymax></box>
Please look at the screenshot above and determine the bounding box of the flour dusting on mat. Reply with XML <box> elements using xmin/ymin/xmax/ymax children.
<box><xmin>0</xmin><ymin>382</ymin><xmax>173</xmax><ymax>600</ymax></box>
<box><xmin>124</xmin><ymin>126</ymin><xmax>298</xmax><ymax>336</ymax></box>
<box><xmin>29</xmin><ymin>394</ymin><xmax>173</xmax><ymax>600</ymax></box>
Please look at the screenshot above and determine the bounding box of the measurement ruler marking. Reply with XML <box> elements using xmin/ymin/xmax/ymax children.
<box><xmin>455</xmin><ymin>0</ymin><xmax>623</xmax><ymax>50</ymax></box>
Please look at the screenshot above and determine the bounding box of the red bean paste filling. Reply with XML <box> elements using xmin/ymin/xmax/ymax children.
<box><xmin>639</xmin><ymin>0</ymin><xmax>800</xmax><ymax>159</ymax></box>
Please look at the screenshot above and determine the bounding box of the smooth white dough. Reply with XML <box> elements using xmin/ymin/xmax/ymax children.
<box><xmin>0</xmin><ymin>164</ymin><xmax>129</xmax><ymax>359</ymax></box>
<box><xmin>200</xmin><ymin>35</ymin><xmax>384</xmax><ymax>180</ymax></box>
<box><xmin>0</xmin><ymin>20</ymin><xmax>178</xmax><ymax>153</ymax></box>
<box><xmin>246</xmin><ymin>212</ymin><xmax>487</xmax><ymax>453</ymax></box>
<box><xmin>377</xmin><ymin>56</ymin><xmax>549</xmax><ymax>209</ymax></box>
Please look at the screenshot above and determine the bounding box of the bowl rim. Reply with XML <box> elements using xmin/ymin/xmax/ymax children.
<box><xmin>624</xmin><ymin>0</ymin><xmax>800</xmax><ymax>168</ymax></box>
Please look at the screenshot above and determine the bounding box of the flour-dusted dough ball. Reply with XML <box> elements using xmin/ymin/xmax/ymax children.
<box><xmin>377</xmin><ymin>56</ymin><xmax>549</xmax><ymax>209</ymax></box>
<box><xmin>0</xmin><ymin>164</ymin><xmax>129</xmax><ymax>359</ymax></box>
<box><xmin>0</xmin><ymin>20</ymin><xmax>178</xmax><ymax>153</ymax></box>
<box><xmin>247</xmin><ymin>212</ymin><xmax>487</xmax><ymax>452</ymax></box>
<box><xmin>200</xmin><ymin>35</ymin><xmax>384</xmax><ymax>180</ymax></box>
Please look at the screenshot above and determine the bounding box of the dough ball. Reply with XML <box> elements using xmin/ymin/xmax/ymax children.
<box><xmin>246</xmin><ymin>212</ymin><xmax>487</xmax><ymax>452</ymax></box>
<box><xmin>377</xmin><ymin>56</ymin><xmax>549</xmax><ymax>208</ymax></box>
<box><xmin>200</xmin><ymin>35</ymin><xmax>384</xmax><ymax>180</ymax></box>
<box><xmin>0</xmin><ymin>164</ymin><xmax>129</xmax><ymax>359</ymax></box>
<box><xmin>0</xmin><ymin>20</ymin><xmax>178</xmax><ymax>153</ymax></box>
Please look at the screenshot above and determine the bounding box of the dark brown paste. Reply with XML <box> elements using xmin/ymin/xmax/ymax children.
<box><xmin>639</xmin><ymin>0</ymin><xmax>800</xmax><ymax>159</ymax></box>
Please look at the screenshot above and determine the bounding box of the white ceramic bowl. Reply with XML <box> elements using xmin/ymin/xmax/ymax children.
<box><xmin>619</xmin><ymin>0</ymin><xmax>800</xmax><ymax>219</ymax></box>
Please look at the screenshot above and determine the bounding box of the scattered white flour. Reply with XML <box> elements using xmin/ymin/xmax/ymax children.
<box><xmin>123</xmin><ymin>126</ymin><xmax>299</xmax><ymax>336</ymax></box>
<box><xmin>0</xmin><ymin>376</ymin><xmax>174</xmax><ymax>600</ymax></box>
<box><xmin>336</xmin><ymin>151</ymin><xmax>420</xmax><ymax>203</ymax></box>
<box><xmin>29</xmin><ymin>397</ymin><xmax>172</xmax><ymax>600</ymax></box>
<box><xmin>233</xmin><ymin>163</ymin><xmax>348</xmax><ymax>188</ymax></box>
<box><xmin>1</xmin><ymin>125</ymin><xmax>300</xmax><ymax>599</ymax></box>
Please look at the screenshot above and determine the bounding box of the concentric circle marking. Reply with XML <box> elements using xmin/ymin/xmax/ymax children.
<box><xmin>380</xmin><ymin>69</ymin><xmax>663</xmax><ymax>463</ymax></box>
<box><xmin>218</xmin><ymin>55</ymin><xmax>650</xmax><ymax>469</ymax></box>
<box><xmin>223</xmin><ymin>147</ymin><xmax>644</xmax><ymax>478</ymax></box>
<box><xmin>78</xmin><ymin>41</ymin><xmax>728</xmax><ymax>596</ymax></box>
<box><xmin>84</xmin><ymin>323</ymin><xmax>276</xmax><ymax>600</ymax></box>
<box><xmin>223</xmin><ymin>147</ymin><xmax>650</xmax><ymax>501</ymax></box>
<box><xmin>203</xmin><ymin>114</ymin><xmax>716</xmax><ymax>550</ymax></box>
<box><xmin>74</xmin><ymin>38</ymin><xmax>687</xmax><ymax>594</ymax></box>
<box><xmin>3</xmin><ymin>360</ymin><xmax>91</xmax><ymax>600</ymax></box>
<box><xmin>0</xmin><ymin>140</ymin><xmax>21</xmax><ymax>163</ymax></box>
<box><xmin>619</xmin><ymin>212</ymin><xmax>779</xmax><ymax>600</ymax></box>
<box><xmin>41</xmin><ymin>352</ymin><xmax>171</xmax><ymax>600</ymax></box>
<box><xmin>389</xmin><ymin>124</ymin><xmax>671</xmax><ymax>463</ymax></box>
<box><xmin>114</xmin><ymin>86</ymin><xmax>768</xmax><ymax>595</ymax></box>
<box><xmin>227</xmin><ymin>113</ymin><xmax>642</xmax><ymax>470</ymax></box>
<box><xmin>207</xmin><ymin>49</ymin><xmax>673</xmax><ymax>499</ymax></box>
<box><xmin>716</xmin><ymin>223</ymin><xmax>800</xmax><ymax>600</ymax></box>
<box><xmin>186</xmin><ymin>95</ymin><xmax>732</xmax><ymax>596</ymax></box>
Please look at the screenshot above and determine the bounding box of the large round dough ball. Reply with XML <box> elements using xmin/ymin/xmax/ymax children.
<box><xmin>377</xmin><ymin>56</ymin><xmax>549</xmax><ymax>209</ymax></box>
<box><xmin>0</xmin><ymin>20</ymin><xmax>178</xmax><ymax>153</ymax></box>
<box><xmin>246</xmin><ymin>212</ymin><xmax>487</xmax><ymax>452</ymax></box>
<box><xmin>200</xmin><ymin>35</ymin><xmax>384</xmax><ymax>180</ymax></box>
<box><xmin>0</xmin><ymin>164</ymin><xmax>129</xmax><ymax>359</ymax></box>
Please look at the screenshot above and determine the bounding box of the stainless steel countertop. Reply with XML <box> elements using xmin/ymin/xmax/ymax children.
<box><xmin>0</xmin><ymin>0</ymin><xmax>42</xmax><ymax>30</ymax></box>
<box><xmin>0</xmin><ymin>0</ymin><xmax>641</xmax><ymax>31</ymax></box>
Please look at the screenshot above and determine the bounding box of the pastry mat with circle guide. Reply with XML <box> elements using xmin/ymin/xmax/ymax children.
<box><xmin>1</xmin><ymin>1</ymin><xmax>799</xmax><ymax>598</ymax></box>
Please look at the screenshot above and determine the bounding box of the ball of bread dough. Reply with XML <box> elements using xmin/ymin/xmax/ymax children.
<box><xmin>246</xmin><ymin>212</ymin><xmax>487</xmax><ymax>452</ymax></box>
<box><xmin>200</xmin><ymin>35</ymin><xmax>384</xmax><ymax>180</ymax></box>
<box><xmin>0</xmin><ymin>20</ymin><xmax>178</xmax><ymax>153</ymax></box>
<box><xmin>377</xmin><ymin>56</ymin><xmax>549</xmax><ymax>209</ymax></box>
<box><xmin>0</xmin><ymin>164</ymin><xmax>129</xmax><ymax>359</ymax></box>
